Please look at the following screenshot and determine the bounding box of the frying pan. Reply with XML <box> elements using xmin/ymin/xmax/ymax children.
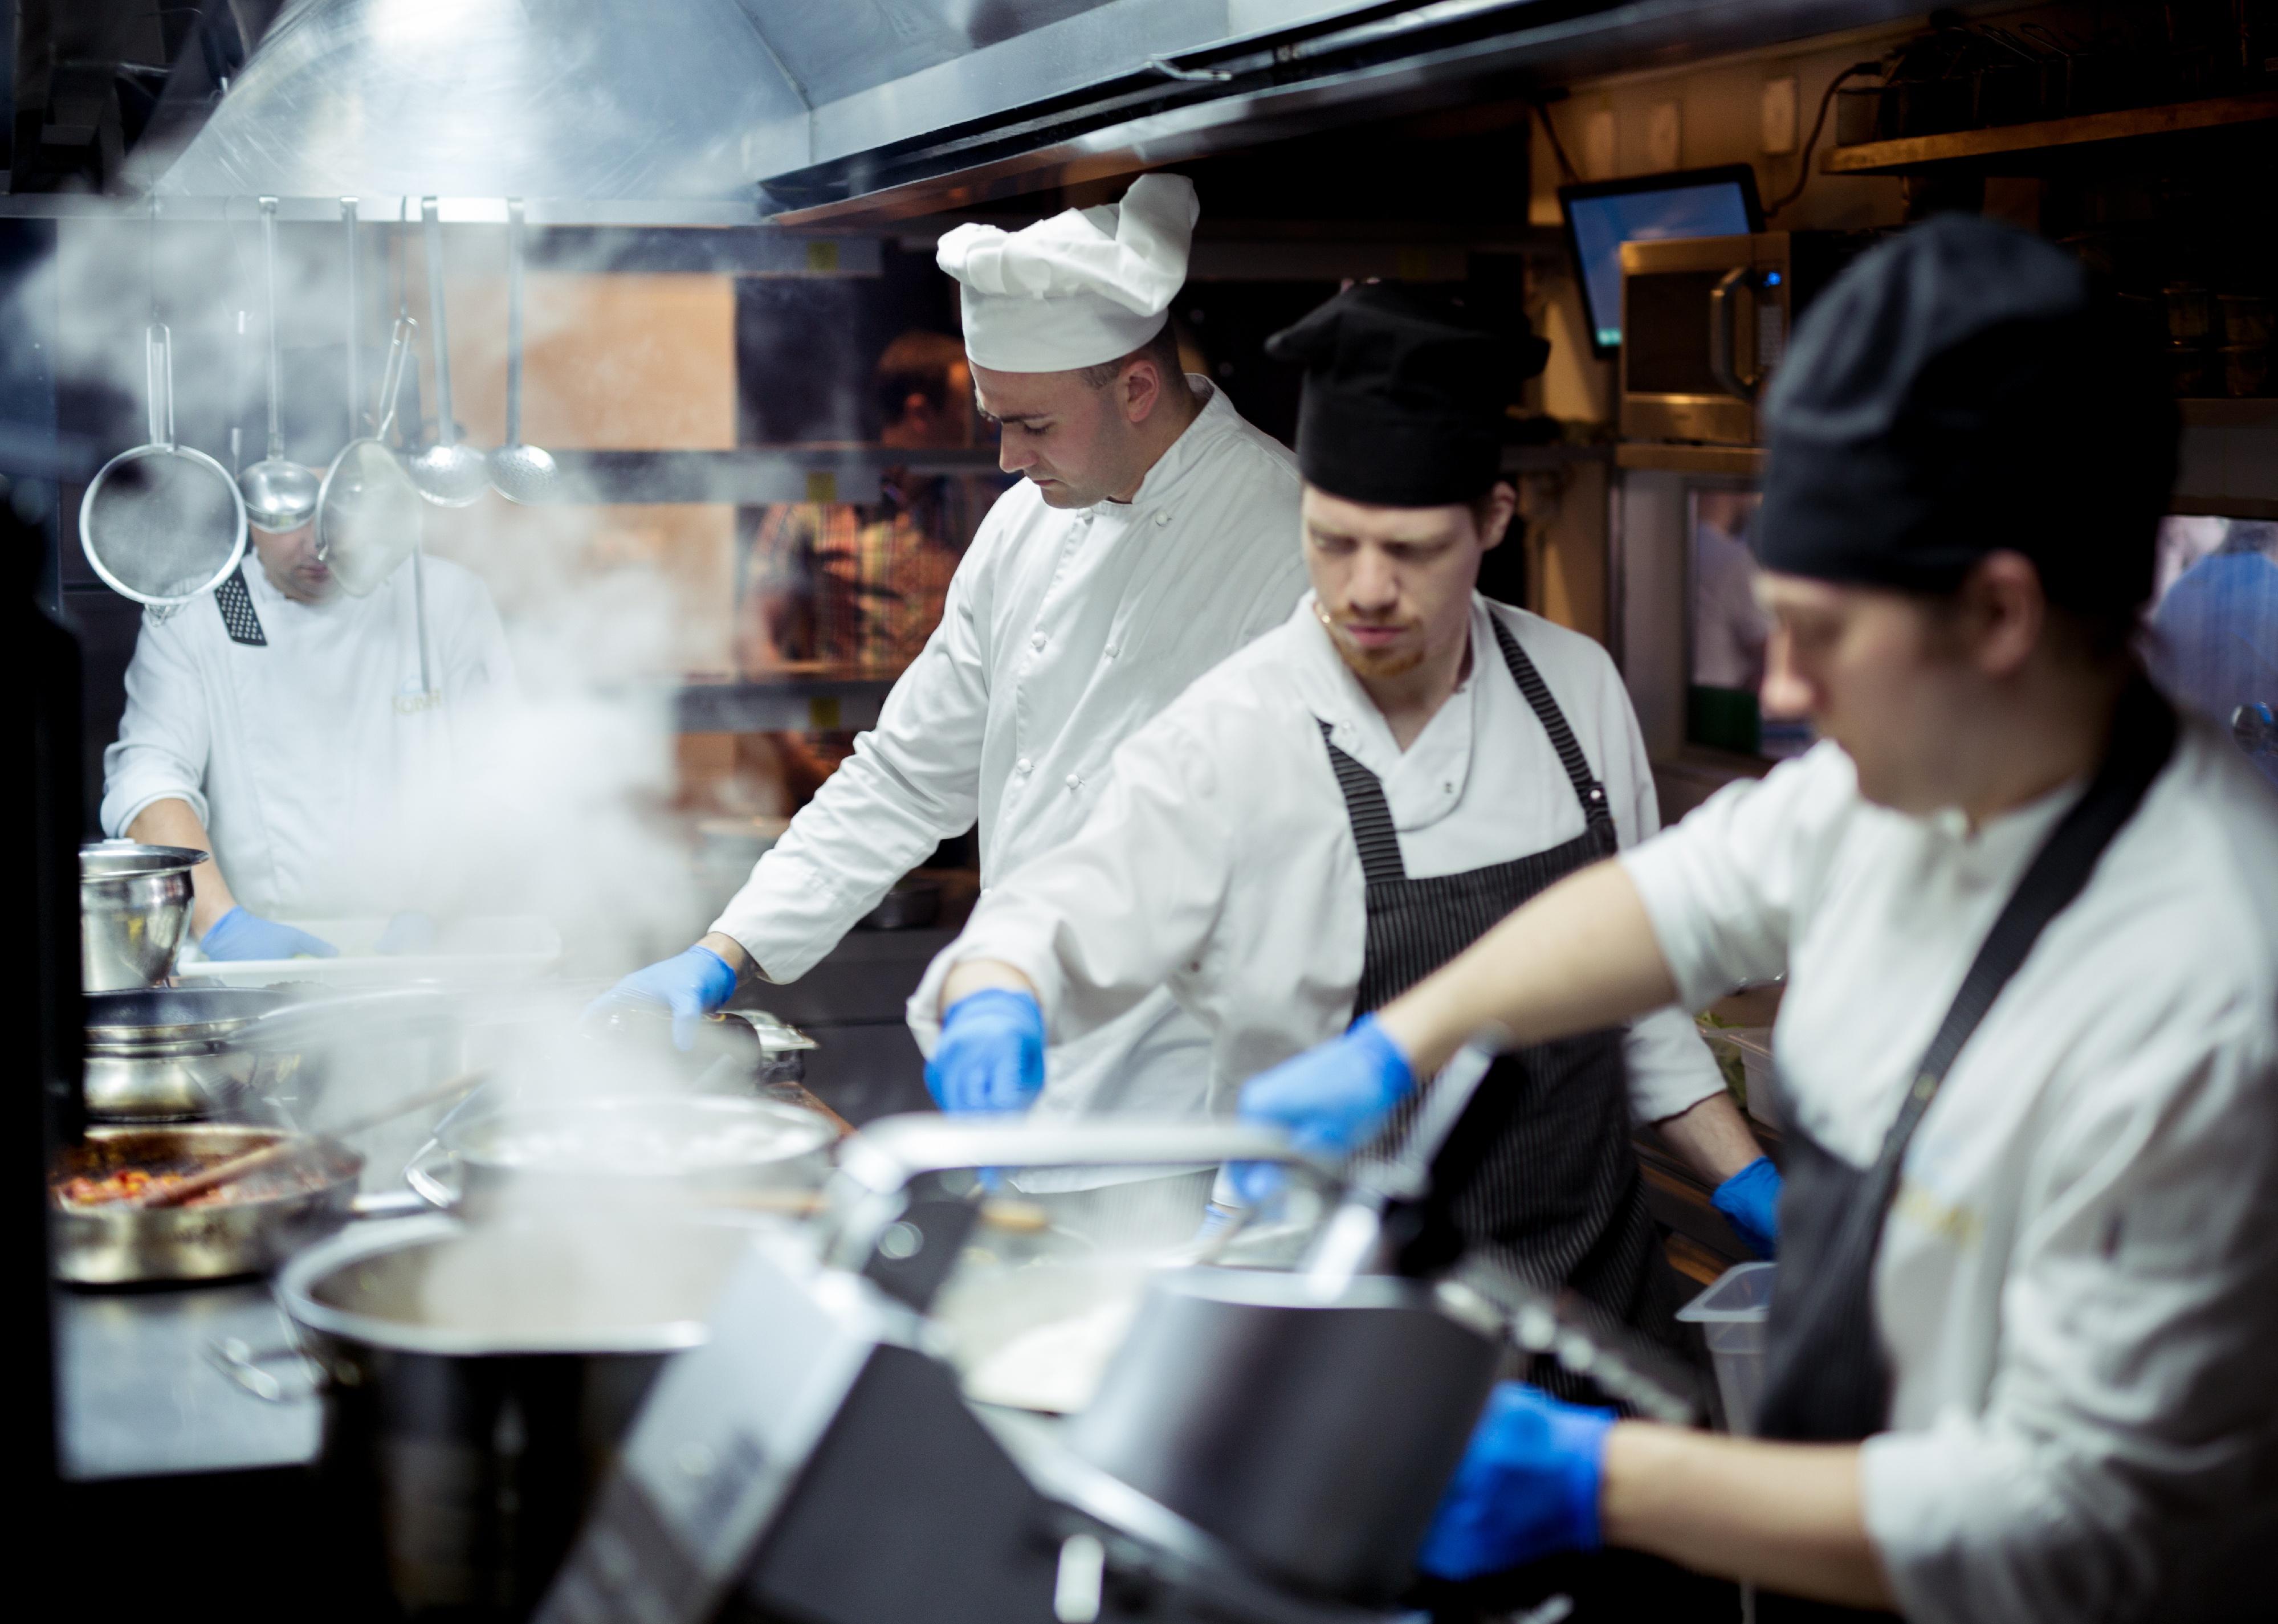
<box><xmin>78</xmin><ymin>324</ymin><xmax>249</xmax><ymax>605</ymax></box>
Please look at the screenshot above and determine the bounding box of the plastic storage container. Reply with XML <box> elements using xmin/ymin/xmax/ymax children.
<box><xmin>1677</xmin><ymin>1260</ymin><xmax>1777</xmax><ymax>1434</ymax></box>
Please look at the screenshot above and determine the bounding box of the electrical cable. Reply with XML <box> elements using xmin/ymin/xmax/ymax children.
<box><xmin>1531</xmin><ymin>99</ymin><xmax>1580</xmax><ymax>185</ymax></box>
<box><xmin>1766</xmin><ymin>60</ymin><xmax>1884</xmax><ymax>218</ymax></box>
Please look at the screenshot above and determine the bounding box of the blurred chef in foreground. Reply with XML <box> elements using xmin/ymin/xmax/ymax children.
<box><xmin>1249</xmin><ymin>219</ymin><xmax>2278</xmax><ymax>1622</ymax></box>
<box><xmin>102</xmin><ymin>497</ymin><xmax>511</xmax><ymax>959</ymax></box>
<box><xmin>600</xmin><ymin>174</ymin><xmax>1307</xmax><ymax>1225</ymax></box>
<box><xmin>912</xmin><ymin>284</ymin><xmax>1777</xmax><ymax>1347</ymax></box>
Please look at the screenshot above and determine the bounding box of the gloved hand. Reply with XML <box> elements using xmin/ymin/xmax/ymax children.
<box><xmin>586</xmin><ymin>945</ymin><xmax>738</xmax><ymax>1050</ymax></box>
<box><xmin>200</xmin><ymin>907</ymin><xmax>339</xmax><ymax>962</ymax></box>
<box><xmin>926</xmin><ymin>988</ymin><xmax>1046</xmax><ymax>1113</ymax></box>
<box><xmin>374</xmin><ymin>911</ymin><xmax>438</xmax><ymax>955</ymax></box>
<box><xmin>1229</xmin><ymin>1014</ymin><xmax>1415</xmax><ymax>1204</ymax></box>
<box><xmin>1416</xmin><ymin>1382</ymin><xmax>1617</xmax><ymax>1581</ymax></box>
<box><xmin>1711</xmin><ymin>1155</ymin><xmax>1782</xmax><ymax>1259</ymax></box>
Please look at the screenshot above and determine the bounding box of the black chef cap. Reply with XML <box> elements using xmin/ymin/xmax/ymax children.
<box><xmin>1756</xmin><ymin>214</ymin><xmax>2176</xmax><ymax>619</ymax></box>
<box><xmin>1265</xmin><ymin>283</ymin><xmax>1550</xmax><ymax>506</ymax></box>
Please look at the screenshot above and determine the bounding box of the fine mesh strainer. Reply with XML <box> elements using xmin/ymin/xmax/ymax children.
<box><xmin>79</xmin><ymin>324</ymin><xmax>249</xmax><ymax>605</ymax></box>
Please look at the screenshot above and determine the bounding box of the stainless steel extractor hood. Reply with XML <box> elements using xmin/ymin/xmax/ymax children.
<box><xmin>154</xmin><ymin>0</ymin><xmax>809</xmax><ymax>211</ymax></box>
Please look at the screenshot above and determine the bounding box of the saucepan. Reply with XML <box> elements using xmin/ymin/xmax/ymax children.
<box><xmin>229</xmin><ymin>1211</ymin><xmax>772</xmax><ymax>1618</ymax></box>
<box><xmin>82</xmin><ymin>985</ymin><xmax>308</xmax><ymax>1120</ymax></box>
<box><xmin>79</xmin><ymin>840</ymin><xmax>209</xmax><ymax>991</ymax></box>
<box><xmin>403</xmin><ymin>1093</ymin><xmax>838</xmax><ymax>1217</ymax></box>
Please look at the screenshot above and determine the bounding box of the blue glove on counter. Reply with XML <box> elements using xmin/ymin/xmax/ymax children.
<box><xmin>587</xmin><ymin>945</ymin><xmax>738</xmax><ymax>1050</ymax></box>
<box><xmin>1711</xmin><ymin>1155</ymin><xmax>1782</xmax><ymax>1259</ymax></box>
<box><xmin>200</xmin><ymin>907</ymin><xmax>339</xmax><ymax>963</ymax></box>
<box><xmin>1231</xmin><ymin>1014</ymin><xmax>1415</xmax><ymax>1204</ymax></box>
<box><xmin>1416</xmin><ymin>1382</ymin><xmax>1617</xmax><ymax>1581</ymax></box>
<box><xmin>926</xmin><ymin>988</ymin><xmax>1046</xmax><ymax>1113</ymax></box>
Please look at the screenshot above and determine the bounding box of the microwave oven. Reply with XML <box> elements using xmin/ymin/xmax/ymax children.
<box><xmin>1620</xmin><ymin>231</ymin><xmax>1863</xmax><ymax>445</ymax></box>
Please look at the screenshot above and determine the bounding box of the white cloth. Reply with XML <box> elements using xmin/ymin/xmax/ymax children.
<box><xmin>910</xmin><ymin>594</ymin><xmax>1726</xmax><ymax>1128</ymax></box>
<box><xmin>936</xmin><ymin>174</ymin><xmax>1197</xmax><ymax>372</ymax></box>
<box><xmin>712</xmin><ymin>381</ymin><xmax>1307</xmax><ymax>1144</ymax></box>
<box><xmin>1621</xmin><ymin>729</ymin><xmax>2278</xmax><ymax>1624</ymax></box>
<box><xmin>100</xmin><ymin>554</ymin><xmax>513</xmax><ymax>920</ymax></box>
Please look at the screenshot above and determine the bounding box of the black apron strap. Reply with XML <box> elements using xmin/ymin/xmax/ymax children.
<box><xmin>213</xmin><ymin>566</ymin><xmax>267</xmax><ymax>647</ymax></box>
<box><xmin>1486</xmin><ymin>613</ymin><xmax>1616</xmax><ymax>851</ymax></box>
<box><xmin>1758</xmin><ymin>679</ymin><xmax>2181</xmax><ymax>1446</ymax></box>
<box><xmin>1317</xmin><ymin>720</ymin><xmax>1406</xmax><ymax>884</ymax></box>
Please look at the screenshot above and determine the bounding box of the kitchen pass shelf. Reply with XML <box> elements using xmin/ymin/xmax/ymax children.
<box><xmin>1823</xmin><ymin>89</ymin><xmax>2278</xmax><ymax>174</ymax></box>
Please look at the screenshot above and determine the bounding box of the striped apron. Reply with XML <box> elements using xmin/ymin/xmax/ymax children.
<box><xmin>1321</xmin><ymin>615</ymin><xmax>1681</xmax><ymax>1399</ymax></box>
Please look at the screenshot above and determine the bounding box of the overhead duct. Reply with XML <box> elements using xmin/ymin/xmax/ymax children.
<box><xmin>154</xmin><ymin>0</ymin><xmax>809</xmax><ymax>206</ymax></box>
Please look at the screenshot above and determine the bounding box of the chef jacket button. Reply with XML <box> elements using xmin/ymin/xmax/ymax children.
<box><xmin>1102</xmin><ymin>643</ymin><xmax>1119</xmax><ymax>659</ymax></box>
<box><xmin>1016</xmin><ymin>757</ymin><xmax>1033</xmax><ymax>774</ymax></box>
<box><xmin>1065</xmin><ymin>773</ymin><xmax>1081</xmax><ymax>789</ymax></box>
<box><xmin>1153</xmin><ymin>512</ymin><xmax>1171</xmax><ymax>527</ymax></box>
<box><xmin>1031</xmin><ymin>630</ymin><xmax>1046</xmax><ymax>650</ymax></box>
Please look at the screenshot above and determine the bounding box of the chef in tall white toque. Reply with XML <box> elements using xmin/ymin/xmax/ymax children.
<box><xmin>598</xmin><ymin>175</ymin><xmax>1306</xmax><ymax>1219</ymax></box>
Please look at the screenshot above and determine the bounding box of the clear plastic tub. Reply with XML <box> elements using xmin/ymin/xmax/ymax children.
<box><xmin>1677</xmin><ymin>1260</ymin><xmax>1776</xmax><ymax>1434</ymax></box>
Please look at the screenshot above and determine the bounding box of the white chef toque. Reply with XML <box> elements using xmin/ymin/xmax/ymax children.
<box><xmin>936</xmin><ymin>173</ymin><xmax>1199</xmax><ymax>373</ymax></box>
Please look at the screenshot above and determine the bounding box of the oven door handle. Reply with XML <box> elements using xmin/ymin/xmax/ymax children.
<box><xmin>1708</xmin><ymin>267</ymin><xmax>1762</xmax><ymax>402</ymax></box>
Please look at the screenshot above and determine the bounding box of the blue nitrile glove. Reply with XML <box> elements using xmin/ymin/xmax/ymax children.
<box><xmin>201</xmin><ymin>907</ymin><xmax>340</xmax><ymax>962</ymax></box>
<box><xmin>374</xmin><ymin>911</ymin><xmax>438</xmax><ymax>955</ymax></box>
<box><xmin>1230</xmin><ymin>1014</ymin><xmax>1416</xmax><ymax>1205</ymax></box>
<box><xmin>925</xmin><ymin>989</ymin><xmax>1046</xmax><ymax>1113</ymax></box>
<box><xmin>1711</xmin><ymin>1155</ymin><xmax>1782</xmax><ymax>1259</ymax></box>
<box><xmin>1416</xmin><ymin>1382</ymin><xmax>1617</xmax><ymax>1581</ymax></box>
<box><xmin>586</xmin><ymin>945</ymin><xmax>739</xmax><ymax>1050</ymax></box>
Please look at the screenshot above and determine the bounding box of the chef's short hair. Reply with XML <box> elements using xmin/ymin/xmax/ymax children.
<box><xmin>1077</xmin><ymin>321</ymin><xmax>1184</xmax><ymax>392</ymax></box>
<box><xmin>873</xmin><ymin>330</ymin><xmax>970</xmax><ymax>427</ymax></box>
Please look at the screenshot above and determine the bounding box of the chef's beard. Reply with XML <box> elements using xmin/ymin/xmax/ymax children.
<box><xmin>1325</xmin><ymin>616</ymin><xmax>1428</xmax><ymax>679</ymax></box>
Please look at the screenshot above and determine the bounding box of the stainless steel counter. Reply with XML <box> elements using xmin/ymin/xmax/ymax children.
<box><xmin>56</xmin><ymin>1280</ymin><xmax>319</xmax><ymax>1482</ymax></box>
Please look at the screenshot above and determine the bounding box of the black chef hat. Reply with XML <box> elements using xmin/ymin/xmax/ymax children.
<box><xmin>1265</xmin><ymin>283</ymin><xmax>1550</xmax><ymax>507</ymax></box>
<box><xmin>1755</xmin><ymin>214</ymin><xmax>2176</xmax><ymax>618</ymax></box>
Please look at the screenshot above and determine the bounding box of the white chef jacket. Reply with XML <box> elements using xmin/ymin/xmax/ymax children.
<box><xmin>1622</xmin><ymin>727</ymin><xmax>2278</xmax><ymax>1624</ymax></box>
<box><xmin>712</xmin><ymin>380</ymin><xmax>1308</xmax><ymax>1129</ymax></box>
<box><xmin>101</xmin><ymin>554</ymin><xmax>513</xmax><ymax>920</ymax></box>
<box><xmin>908</xmin><ymin>594</ymin><xmax>1726</xmax><ymax>1127</ymax></box>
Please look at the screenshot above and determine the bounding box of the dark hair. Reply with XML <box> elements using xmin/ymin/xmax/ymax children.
<box><xmin>1076</xmin><ymin>321</ymin><xmax>1184</xmax><ymax>391</ymax></box>
<box><xmin>872</xmin><ymin>329</ymin><xmax>969</xmax><ymax>429</ymax></box>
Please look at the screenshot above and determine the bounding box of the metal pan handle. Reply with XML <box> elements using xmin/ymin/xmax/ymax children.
<box><xmin>401</xmin><ymin>1136</ymin><xmax>461</xmax><ymax>1210</ymax></box>
<box><xmin>145</xmin><ymin>323</ymin><xmax>173</xmax><ymax>447</ymax></box>
<box><xmin>206</xmin><ymin>1336</ymin><xmax>325</xmax><ymax>1404</ymax></box>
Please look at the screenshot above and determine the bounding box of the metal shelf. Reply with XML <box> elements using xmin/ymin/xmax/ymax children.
<box><xmin>1822</xmin><ymin>90</ymin><xmax>2278</xmax><ymax>174</ymax></box>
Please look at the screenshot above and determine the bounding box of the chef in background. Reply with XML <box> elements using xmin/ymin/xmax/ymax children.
<box><xmin>600</xmin><ymin>175</ymin><xmax>1308</xmax><ymax>1228</ymax></box>
<box><xmin>103</xmin><ymin>491</ymin><xmax>512</xmax><ymax>959</ymax></box>
<box><xmin>1245</xmin><ymin>219</ymin><xmax>2278</xmax><ymax>1623</ymax></box>
<box><xmin>2150</xmin><ymin>518</ymin><xmax>2278</xmax><ymax>790</ymax></box>
<box><xmin>914</xmin><ymin>291</ymin><xmax>1775</xmax><ymax>1561</ymax></box>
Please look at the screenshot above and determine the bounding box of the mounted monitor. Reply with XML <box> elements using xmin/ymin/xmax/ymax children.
<box><xmin>1559</xmin><ymin>165</ymin><xmax>1765</xmax><ymax>357</ymax></box>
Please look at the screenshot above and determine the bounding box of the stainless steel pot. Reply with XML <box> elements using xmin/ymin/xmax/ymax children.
<box><xmin>83</xmin><ymin>986</ymin><xmax>304</xmax><ymax>1119</ymax></box>
<box><xmin>272</xmin><ymin>1213</ymin><xmax>766</xmax><ymax>1618</ymax></box>
<box><xmin>1065</xmin><ymin>1267</ymin><xmax>1502</xmax><ymax>1601</ymax></box>
<box><xmin>51</xmin><ymin>1123</ymin><xmax>362</xmax><ymax>1284</ymax></box>
<box><xmin>404</xmin><ymin>1093</ymin><xmax>836</xmax><ymax>1217</ymax></box>
<box><xmin>80</xmin><ymin>841</ymin><xmax>208</xmax><ymax>990</ymax></box>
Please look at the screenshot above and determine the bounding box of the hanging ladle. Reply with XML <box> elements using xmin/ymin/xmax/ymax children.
<box><xmin>407</xmin><ymin>197</ymin><xmax>489</xmax><ymax>508</ymax></box>
<box><xmin>239</xmin><ymin>197</ymin><xmax>321</xmax><ymax>533</ymax></box>
<box><xmin>487</xmin><ymin>200</ymin><xmax>557</xmax><ymax>504</ymax></box>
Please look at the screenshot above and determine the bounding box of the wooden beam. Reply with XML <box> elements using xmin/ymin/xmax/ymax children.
<box><xmin>1822</xmin><ymin>91</ymin><xmax>2278</xmax><ymax>175</ymax></box>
